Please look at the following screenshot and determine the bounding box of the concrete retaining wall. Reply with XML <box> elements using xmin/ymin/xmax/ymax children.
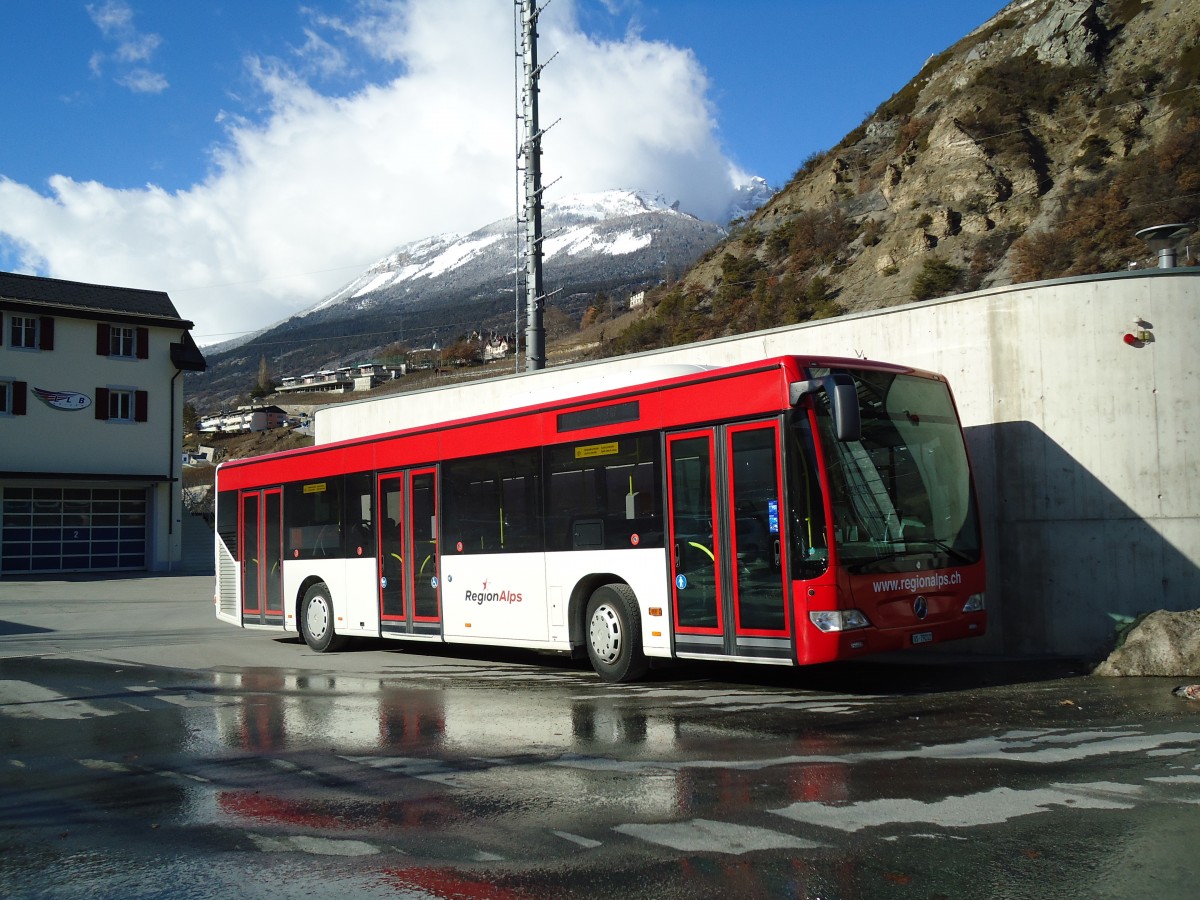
<box><xmin>317</xmin><ymin>268</ymin><xmax>1200</xmax><ymax>659</ymax></box>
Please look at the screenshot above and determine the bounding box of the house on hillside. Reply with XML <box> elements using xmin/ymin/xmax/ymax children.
<box><xmin>198</xmin><ymin>404</ymin><xmax>288</xmax><ymax>434</ymax></box>
<box><xmin>0</xmin><ymin>271</ymin><xmax>206</xmax><ymax>574</ymax></box>
<box><xmin>482</xmin><ymin>336</ymin><xmax>510</xmax><ymax>362</ymax></box>
<box><xmin>276</xmin><ymin>361</ymin><xmax>403</xmax><ymax>395</ymax></box>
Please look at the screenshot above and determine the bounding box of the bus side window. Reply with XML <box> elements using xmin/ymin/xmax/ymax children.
<box><xmin>344</xmin><ymin>473</ymin><xmax>374</xmax><ymax>557</ymax></box>
<box><xmin>545</xmin><ymin>433</ymin><xmax>663</xmax><ymax>551</ymax></box>
<box><xmin>283</xmin><ymin>477</ymin><xmax>344</xmax><ymax>559</ymax></box>
<box><xmin>443</xmin><ymin>450</ymin><xmax>541</xmax><ymax>554</ymax></box>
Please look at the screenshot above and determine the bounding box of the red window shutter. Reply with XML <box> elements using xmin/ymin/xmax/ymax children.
<box><xmin>95</xmin><ymin>387</ymin><xmax>110</xmax><ymax>420</ymax></box>
<box><xmin>39</xmin><ymin>316</ymin><xmax>54</xmax><ymax>351</ymax></box>
<box><xmin>136</xmin><ymin>327</ymin><xmax>149</xmax><ymax>359</ymax></box>
<box><xmin>134</xmin><ymin>390</ymin><xmax>148</xmax><ymax>422</ymax></box>
<box><xmin>97</xmin><ymin>323</ymin><xmax>110</xmax><ymax>355</ymax></box>
<box><xmin>13</xmin><ymin>381</ymin><xmax>27</xmax><ymax>416</ymax></box>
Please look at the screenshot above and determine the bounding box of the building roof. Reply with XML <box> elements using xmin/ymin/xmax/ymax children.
<box><xmin>0</xmin><ymin>270</ymin><xmax>194</xmax><ymax>327</ymax></box>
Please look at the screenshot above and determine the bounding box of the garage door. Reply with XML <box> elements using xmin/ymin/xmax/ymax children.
<box><xmin>1</xmin><ymin>486</ymin><xmax>148</xmax><ymax>573</ymax></box>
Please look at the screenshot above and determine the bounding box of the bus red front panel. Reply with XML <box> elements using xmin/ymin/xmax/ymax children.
<box><xmin>794</xmin><ymin>563</ymin><xmax>987</xmax><ymax>664</ymax></box>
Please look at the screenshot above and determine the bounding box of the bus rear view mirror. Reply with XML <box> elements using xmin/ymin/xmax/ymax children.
<box><xmin>789</xmin><ymin>374</ymin><xmax>862</xmax><ymax>443</ymax></box>
<box><xmin>826</xmin><ymin>375</ymin><xmax>862</xmax><ymax>442</ymax></box>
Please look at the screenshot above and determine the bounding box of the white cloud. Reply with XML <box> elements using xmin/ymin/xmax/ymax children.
<box><xmin>293</xmin><ymin>27</ymin><xmax>351</xmax><ymax>80</ymax></box>
<box><xmin>1</xmin><ymin>0</ymin><xmax>750</xmax><ymax>345</ymax></box>
<box><xmin>117</xmin><ymin>68</ymin><xmax>169</xmax><ymax>95</ymax></box>
<box><xmin>86</xmin><ymin>0</ymin><xmax>136</xmax><ymax>39</ymax></box>
<box><xmin>87</xmin><ymin>0</ymin><xmax>168</xmax><ymax>91</ymax></box>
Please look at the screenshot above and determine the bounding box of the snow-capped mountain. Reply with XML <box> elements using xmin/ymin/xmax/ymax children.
<box><xmin>297</xmin><ymin>190</ymin><xmax>727</xmax><ymax>323</ymax></box>
<box><xmin>724</xmin><ymin>176</ymin><xmax>775</xmax><ymax>224</ymax></box>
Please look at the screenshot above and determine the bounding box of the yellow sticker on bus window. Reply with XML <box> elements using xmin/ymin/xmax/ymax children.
<box><xmin>303</xmin><ymin>482</ymin><xmax>327</xmax><ymax>494</ymax></box>
<box><xmin>575</xmin><ymin>441</ymin><xmax>619</xmax><ymax>459</ymax></box>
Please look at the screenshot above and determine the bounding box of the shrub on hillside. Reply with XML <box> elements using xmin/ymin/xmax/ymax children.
<box><xmin>1012</xmin><ymin>117</ymin><xmax>1200</xmax><ymax>281</ymax></box>
<box><xmin>1076</xmin><ymin>135</ymin><xmax>1113</xmax><ymax>172</ymax></box>
<box><xmin>765</xmin><ymin>208</ymin><xmax>856</xmax><ymax>272</ymax></box>
<box><xmin>911</xmin><ymin>258</ymin><xmax>964</xmax><ymax>301</ymax></box>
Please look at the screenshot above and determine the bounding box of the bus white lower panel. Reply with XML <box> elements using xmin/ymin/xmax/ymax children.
<box><xmin>280</xmin><ymin>558</ymin><xmax>347</xmax><ymax>635</ymax></box>
<box><xmin>440</xmin><ymin>549</ymin><xmax>668</xmax><ymax>654</ymax></box>
<box><xmin>339</xmin><ymin>557</ymin><xmax>381</xmax><ymax>636</ymax></box>
<box><xmin>544</xmin><ymin>548</ymin><xmax>671</xmax><ymax>658</ymax></box>
<box><xmin>442</xmin><ymin>553</ymin><xmax>550</xmax><ymax>645</ymax></box>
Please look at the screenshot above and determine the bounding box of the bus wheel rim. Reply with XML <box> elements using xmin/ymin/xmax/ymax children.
<box><xmin>307</xmin><ymin>596</ymin><xmax>329</xmax><ymax>639</ymax></box>
<box><xmin>589</xmin><ymin>603</ymin><xmax>621</xmax><ymax>664</ymax></box>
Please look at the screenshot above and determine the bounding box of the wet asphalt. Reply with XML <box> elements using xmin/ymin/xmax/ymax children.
<box><xmin>1</xmin><ymin>575</ymin><xmax>1198</xmax><ymax>899</ymax></box>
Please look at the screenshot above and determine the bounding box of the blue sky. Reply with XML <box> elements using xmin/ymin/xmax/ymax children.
<box><xmin>0</xmin><ymin>0</ymin><xmax>1008</xmax><ymax>342</ymax></box>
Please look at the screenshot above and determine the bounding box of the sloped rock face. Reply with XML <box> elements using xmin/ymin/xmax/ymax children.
<box><xmin>1020</xmin><ymin>0</ymin><xmax>1103</xmax><ymax>66</ymax></box>
<box><xmin>679</xmin><ymin>0</ymin><xmax>1200</xmax><ymax>319</ymax></box>
<box><xmin>1093</xmin><ymin>609</ymin><xmax>1200</xmax><ymax>677</ymax></box>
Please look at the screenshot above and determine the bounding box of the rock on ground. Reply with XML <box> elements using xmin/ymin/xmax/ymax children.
<box><xmin>1093</xmin><ymin>609</ymin><xmax>1200</xmax><ymax>677</ymax></box>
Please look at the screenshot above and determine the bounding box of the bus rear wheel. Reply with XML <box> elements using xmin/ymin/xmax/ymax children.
<box><xmin>585</xmin><ymin>584</ymin><xmax>648</xmax><ymax>683</ymax></box>
<box><xmin>300</xmin><ymin>582</ymin><xmax>349</xmax><ymax>652</ymax></box>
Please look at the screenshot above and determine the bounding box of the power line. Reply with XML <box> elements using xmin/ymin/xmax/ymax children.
<box><xmin>170</xmin><ymin>260</ymin><xmax>384</xmax><ymax>294</ymax></box>
<box><xmin>713</xmin><ymin>90</ymin><xmax>1200</xmax><ymax>303</ymax></box>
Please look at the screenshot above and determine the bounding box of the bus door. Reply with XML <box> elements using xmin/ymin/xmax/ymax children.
<box><xmin>667</xmin><ymin>421</ymin><xmax>791</xmax><ymax>661</ymax></box>
<box><xmin>239</xmin><ymin>488</ymin><xmax>284</xmax><ymax>626</ymax></box>
<box><xmin>377</xmin><ymin>468</ymin><xmax>442</xmax><ymax>638</ymax></box>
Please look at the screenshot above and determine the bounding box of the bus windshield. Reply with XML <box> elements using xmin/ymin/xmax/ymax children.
<box><xmin>810</xmin><ymin>369</ymin><xmax>981</xmax><ymax>574</ymax></box>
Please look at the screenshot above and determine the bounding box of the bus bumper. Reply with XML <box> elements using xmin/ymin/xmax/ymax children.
<box><xmin>799</xmin><ymin>611</ymin><xmax>988</xmax><ymax>664</ymax></box>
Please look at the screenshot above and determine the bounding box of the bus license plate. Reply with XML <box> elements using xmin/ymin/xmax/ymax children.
<box><xmin>912</xmin><ymin>631</ymin><xmax>933</xmax><ymax>644</ymax></box>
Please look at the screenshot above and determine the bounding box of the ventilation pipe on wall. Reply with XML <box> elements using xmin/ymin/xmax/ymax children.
<box><xmin>1135</xmin><ymin>223</ymin><xmax>1193</xmax><ymax>268</ymax></box>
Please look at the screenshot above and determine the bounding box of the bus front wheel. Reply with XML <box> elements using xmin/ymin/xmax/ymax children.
<box><xmin>300</xmin><ymin>583</ymin><xmax>349</xmax><ymax>652</ymax></box>
<box><xmin>585</xmin><ymin>584</ymin><xmax>648</xmax><ymax>683</ymax></box>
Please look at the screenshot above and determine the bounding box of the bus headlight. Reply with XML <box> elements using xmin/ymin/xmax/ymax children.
<box><xmin>809</xmin><ymin>610</ymin><xmax>871</xmax><ymax>633</ymax></box>
<box><xmin>962</xmin><ymin>593</ymin><xmax>986</xmax><ymax>613</ymax></box>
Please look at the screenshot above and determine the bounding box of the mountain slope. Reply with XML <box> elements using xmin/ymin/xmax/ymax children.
<box><xmin>602</xmin><ymin>0</ymin><xmax>1200</xmax><ymax>356</ymax></box>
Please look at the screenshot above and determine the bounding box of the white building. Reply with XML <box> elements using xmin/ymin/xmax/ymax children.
<box><xmin>1</xmin><ymin>271</ymin><xmax>205</xmax><ymax>574</ymax></box>
<box><xmin>482</xmin><ymin>336</ymin><xmax>510</xmax><ymax>362</ymax></box>
<box><xmin>277</xmin><ymin>361</ymin><xmax>403</xmax><ymax>395</ymax></box>
<box><xmin>198</xmin><ymin>405</ymin><xmax>287</xmax><ymax>434</ymax></box>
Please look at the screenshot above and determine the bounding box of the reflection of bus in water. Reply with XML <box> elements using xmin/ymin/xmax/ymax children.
<box><xmin>208</xmin><ymin>671</ymin><xmax>687</xmax><ymax>835</ymax></box>
<box><xmin>214</xmin><ymin>356</ymin><xmax>986</xmax><ymax>681</ymax></box>
<box><xmin>207</xmin><ymin>672</ymin><xmax>860</xmax><ymax>898</ymax></box>
<box><xmin>208</xmin><ymin>672</ymin><xmax>850</xmax><ymax>819</ymax></box>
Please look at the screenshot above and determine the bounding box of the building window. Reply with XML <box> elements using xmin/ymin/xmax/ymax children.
<box><xmin>0</xmin><ymin>379</ymin><xmax>27</xmax><ymax>416</ymax></box>
<box><xmin>11</xmin><ymin>316</ymin><xmax>34</xmax><ymax>348</ymax></box>
<box><xmin>111</xmin><ymin>326</ymin><xmax>135</xmax><ymax>357</ymax></box>
<box><xmin>6</xmin><ymin>316</ymin><xmax>54</xmax><ymax>351</ymax></box>
<box><xmin>97</xmin><ymin>323</ymin><xmax>148</xmax><ymax>359</ymax></box>
<box><xmin>95</xmin><ymin>387</ymin><xmax>148</xmax><ymax>422</ymax></box>
<box><xmin>11</xmin><ymin>316</ymin><xmax>36</xmax><ymax>348</ymax></box>
<box><xmin>110</xmin><ymin>389</ymin><xmax>134</xmax><ymax>421</ymax></box>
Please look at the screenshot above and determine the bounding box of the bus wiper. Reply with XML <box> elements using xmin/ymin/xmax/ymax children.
<box><xmin>845</xmin><ymin>538</ymin><xmax>971</xmax><ymax>572</ymax></box>
<box><xmin>921</xmin><ymin>538</ymin><xmax>974</xmax><ymax>563</ymax></box>
<box><xmin>844</xmin><ymin>544</ymin><xmax>905</xmax><ymax>572</ymax></box>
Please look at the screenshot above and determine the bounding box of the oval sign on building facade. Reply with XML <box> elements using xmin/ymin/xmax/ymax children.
<box><xmin>32</xmin><ymin>387</ymin><xmax>92</xmax><ymax>411</ymax></box>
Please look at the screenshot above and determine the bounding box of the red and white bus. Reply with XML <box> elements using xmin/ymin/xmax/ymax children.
<box><xmin>214</xmin><ymin>355</ymin><xmax>985</xmax><ymax>681</ymax></box>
